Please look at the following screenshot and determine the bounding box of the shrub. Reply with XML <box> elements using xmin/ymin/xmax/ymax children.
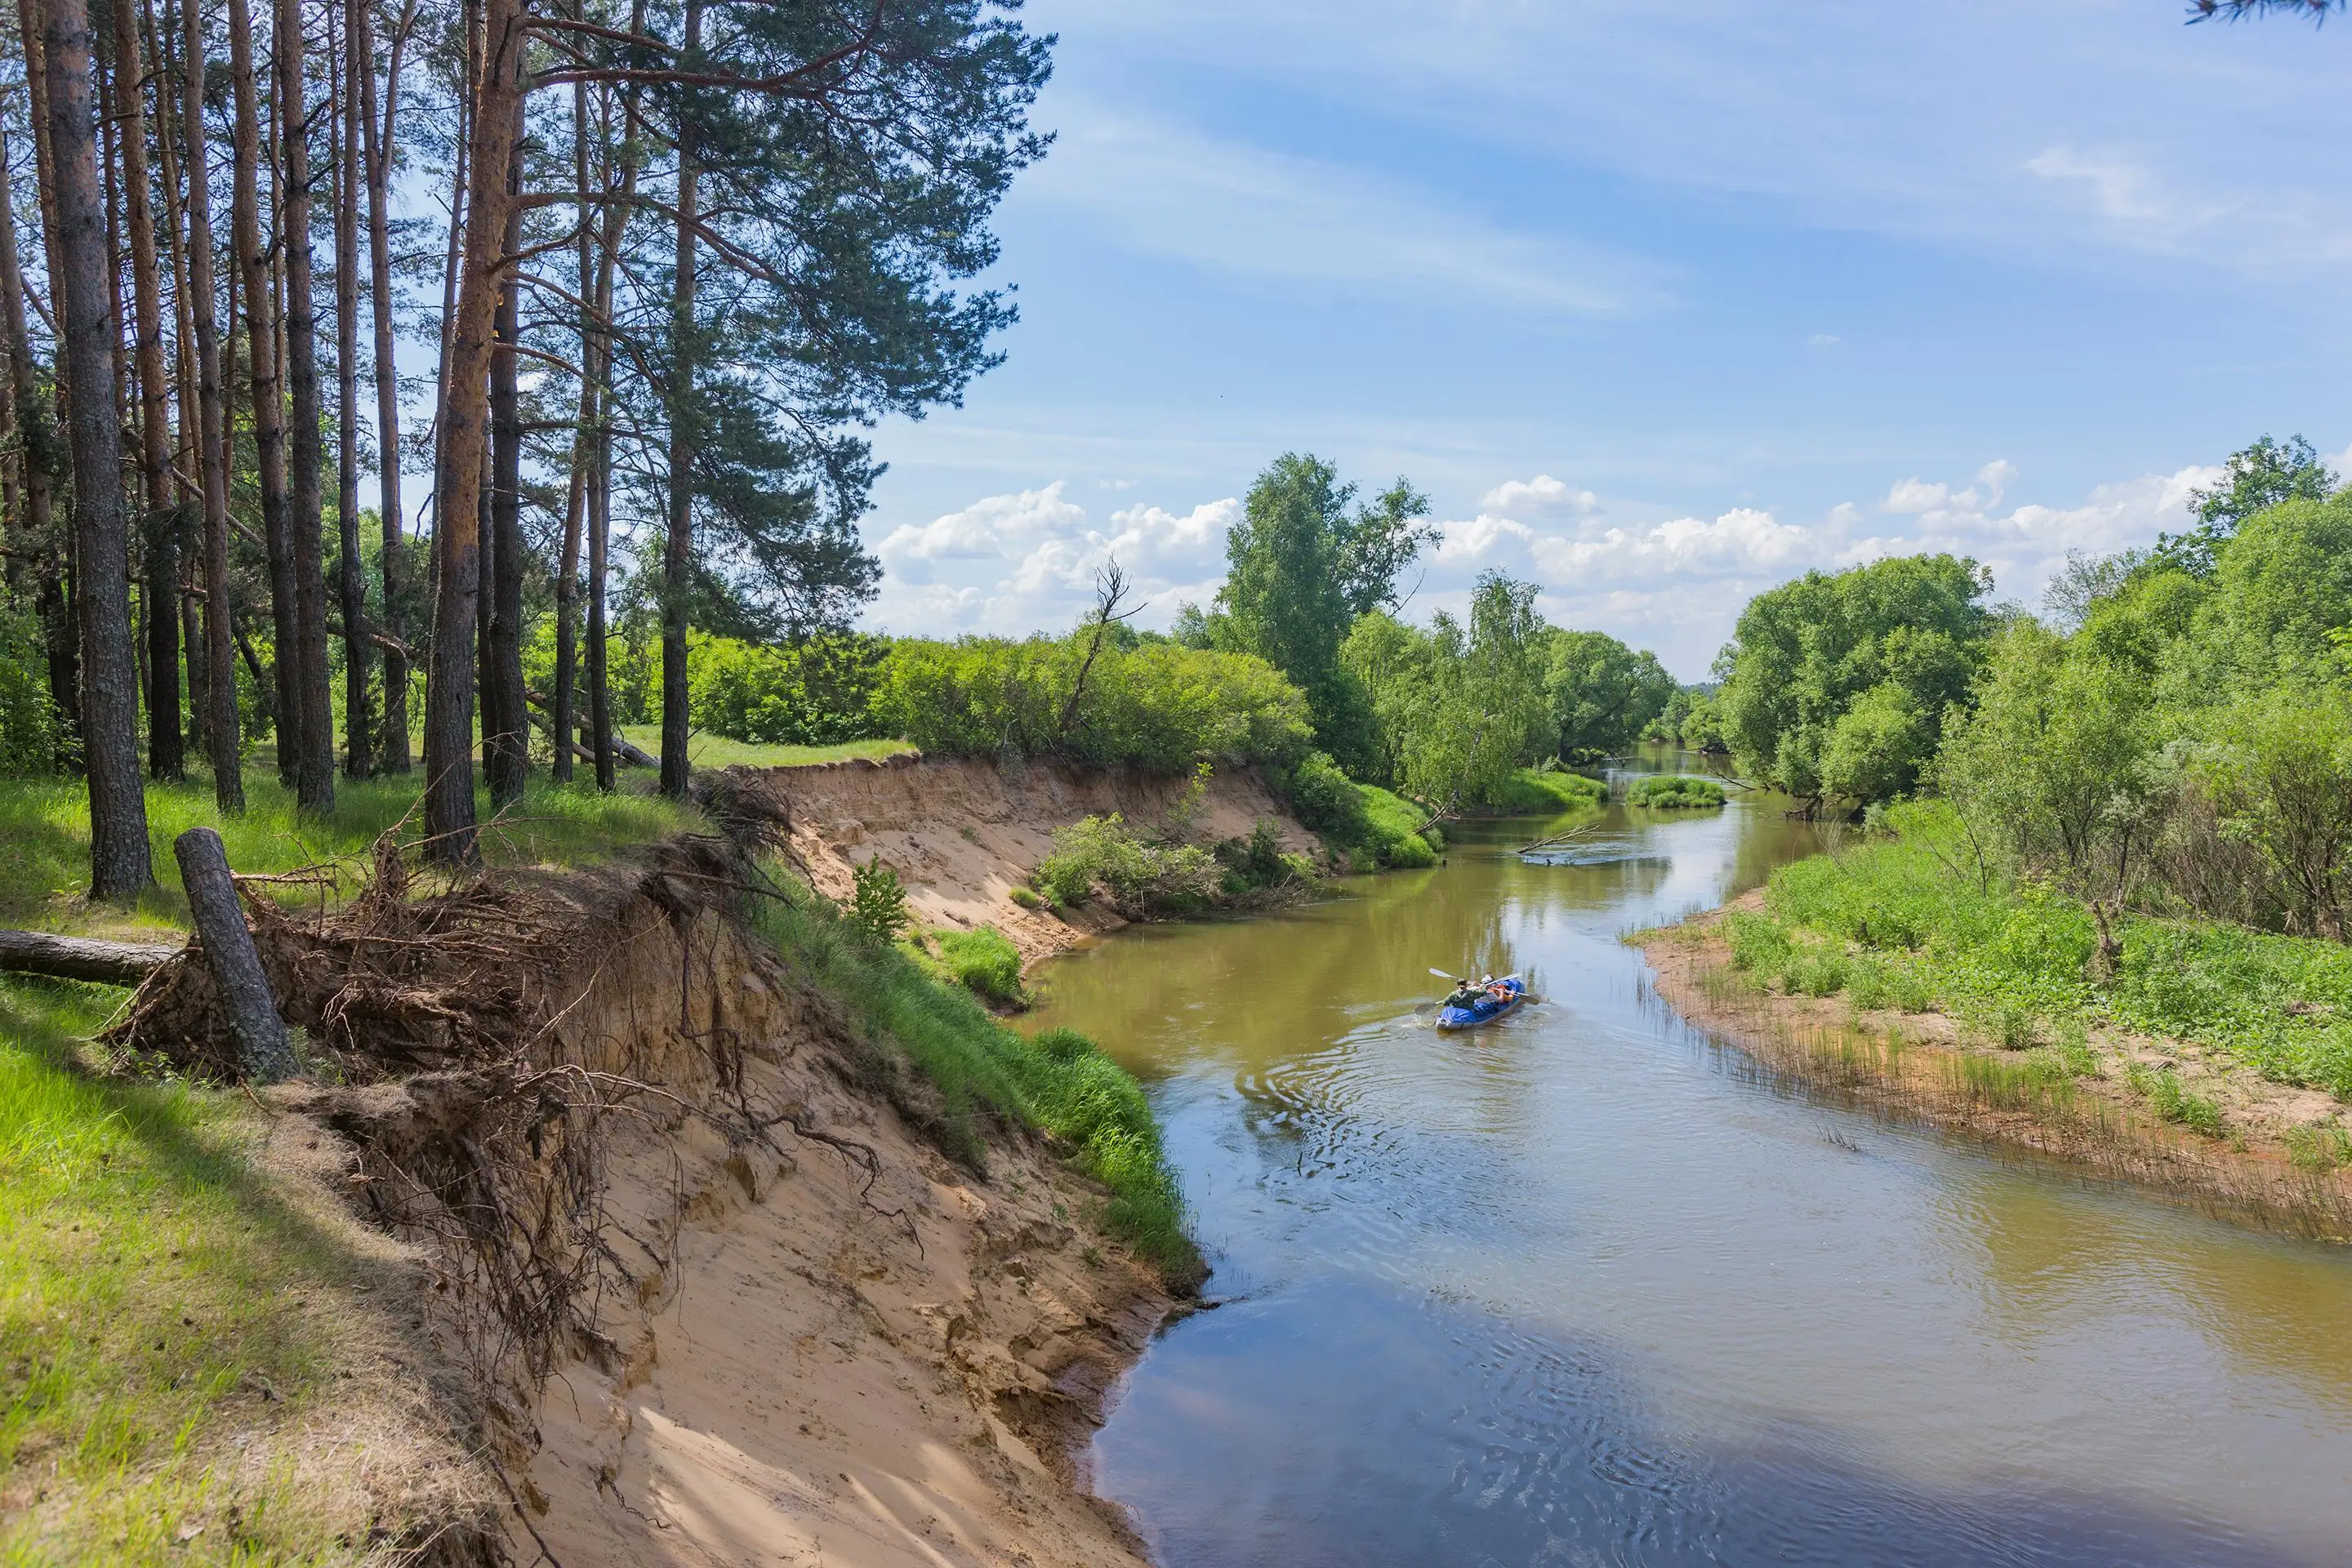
<box><xmin>1007</xmin><ymin>885</ymin><xmax>1042</xmax><ymax>910</ymax></box>
<box><xmin>848</xmin><ymin>859</ymin><xmax>910</xmax><ymax>946</ymax></box>
<box><xmin>933</xmin><ymin>924</ymin><xmax>1025</xmax><ymax>1006</ymax></box>
<box><xmin>1033</xmin><ymin>813</ymin><xmax>1222</xmax><ymax>918</ymax></box>
<box><xmin>684</xmin><ymin>631</ymin><xmax>886</xmax><ymax>745</ymax></box>
<box><xmin>873</xmin><ymin>633</ymin><xmax>1312</xmax><ymax>773</ymax></box>
<box><xmin>2127</xmin><ymin>1065</ymin><xmax>2226</xmax><ymax>1138</ymax></box>
<box><xmin>1628</xmin><ymin>774</ymin><xmax>1727</xmax><ymax>810</ymax></box>
<box><xmin>1486</xmin><ymin>767</ymin><xmax>1606</xmax><ymax>814</ymax></box>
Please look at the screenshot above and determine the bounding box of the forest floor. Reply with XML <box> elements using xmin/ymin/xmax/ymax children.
<box><xmin>1641</xmin><ymin>892</ymin><xmax>2352</xmax><ymax>1239</ymax></box>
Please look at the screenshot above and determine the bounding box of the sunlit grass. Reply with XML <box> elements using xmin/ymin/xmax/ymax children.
<box><xmin>0</xmin><ymin>977</ymin><xmax>379</xmax><ymax>1563</ymax></box>
<box><xmin>0</xmin><ymin>770</ymin><xmax>701</xmax><ymax>941</ymax></box>
<box><xmin>614</xmin><ymin>725</ymin><xmax>914</xmax><ymax>769</ymax></box>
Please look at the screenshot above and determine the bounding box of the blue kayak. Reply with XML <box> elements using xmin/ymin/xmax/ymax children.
<box><xmin>1438</xmin><ymin>976</ymin><xmax>1526</xmax><ymax>1030</ymax></box>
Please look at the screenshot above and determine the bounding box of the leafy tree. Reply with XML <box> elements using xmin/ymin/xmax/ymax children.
<box><xmin>2186</xmin><ymin>687</ymin><xmax>2352</xmax><ymax>941</ymax></box>
<box><xmin>1217</xmin><ymin>453</ymin><xmax>1433</xmax><ymax>767</ymax></box>
<box><xmin>2203</xmin><ymin>492</ymin><xmax>2352</xmax><ymax>684</ymax></box>
<box><xmin>1544</xmin><ymin>630</ymin><xmax>1676</xmax><ymax>759</ymax></box>
<box><xmin>2041</xmin><ymin>546</ymin><xmax>2149</xmax><ymax>630</ymax></box>
<box><xmin>1717</xmin><ymin>554</ymin><xmax>1993</xmax><ymax>804</ymax></box>
<box><xmin>2156</xmin><ymin>434</ymin><xmax>2337</xmax><ymax>578</ymax></box>
<box><xmin>1818</xmin><ymin>682</ymin><xmax>1929</xmax><ymax>804</ymax></box>
<box><xmin>848</xmin><ymin>859</ymin><xmax>911</xmax><ymax>946</ymax></box>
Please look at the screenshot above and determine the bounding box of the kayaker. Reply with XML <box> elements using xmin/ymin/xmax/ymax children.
<box><xmin>1444</xmin><ymin>981</ymin><xmax>1484</xmax><ymax>1009</ymax></box>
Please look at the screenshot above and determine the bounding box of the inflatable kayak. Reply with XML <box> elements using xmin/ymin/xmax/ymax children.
<box><xmin>1438</xmin><ymin>976</ymin><xmax>1526</xmax><ymax>1030</ymax></box>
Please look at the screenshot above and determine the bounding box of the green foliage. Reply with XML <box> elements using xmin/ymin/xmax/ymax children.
<box><xmin>1544</xmin><ymin>630</ymin><xmax>1677</xmax><ymax>759</ymax></box>
<box><xmin>2157</xmin><ymin>434</ymin><xmax>2338</xmax><ymax>579</ymax></box>
<box><xmin>1679</xmin><ymin>693</ymin><xmax>1729</xmax><ymax>754</ymax></box>
<box><xmin>1751</xmin><ymin>800</ymin><xmax>2352</xmax><ymax>1097</ymax></box>
<box><xmin>1277</xmin><ymin>749</ymin><xmax>1369</xmax><ymax>839</ymax></box>
<box><xmin>1819</xmin><ymin>681</ymin><xmax>1929</xmax><ymax>803</ymax></box>
<box><xmin>932</xmin><ymin>924</ymin><xmax>1025</xmax><ymax>1006</ymax></box>
<box><xmin>2127</xmin><ymin>1064</ymin><xmax>2226</xmax><ymax>1138</ymax></box>
<box><xmin>849</xmin><ymin>859</ymin><xmax>911</xmax><ymax>946</ymax></box>
<box><xmin>1215</xmin><ymin>453</ymin><xmax>1435</xmax><ymax>766</ymax></box>
<box><xmin>1343</xmin><ymin>572</ymin><xmax>1553</xmax><ymax>810</ymax></box>
<box><xmin>1627</xmin><ymin>774</ymin><xmax>1726</xmax><ymax>810</ymax></box>
<box><xmin>1007</xmin><ymin>884</ymin><xmax>1042</xmax><ymax>910</ymax></box>
<box><xmin>1485</xmin><ymin>767</ymin><xmax>1606</xmax><ymax>815</ymax></box>
<box><xmin>2285</xmin><ymin>1122</ymin><xmax>2352</xmax><ymax>1171</ymax></box>
<box><xmin>1717</xmin><ymin>553</ymin><xmax>1993</xmax><ymax>800</ymax></box>
<box><xmin>1032</xmin><ymin>814</ymin><xmax>1222</xmax><ymax>917</ymax></box>
<box><xmin>746</xmin><ymin>884</ymin><xmax>1199</xmax><ymax>1285</ymax></box>
<box><xmin>1352</xmin><ymin>784</ymin><xmax>1440</xmax><ymax>870</ymax></box>
<box><xmin>0</xmin><ymin>599</ymin><xmax>59</xmax><ymax>776</ymax></box>
<box><xmin>682</xmin><ymin>631</ymin><xmax>886</xmax><ymax>745</ymax></box>
<box><xmin>872</xmin><ymin>633</ymin><xmax>1311</xmax><ymax>773</ymax></box>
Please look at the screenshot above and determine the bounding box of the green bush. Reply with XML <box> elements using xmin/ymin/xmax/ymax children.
<box><xmin>1627</xmin><ymin>774</ymin><xmax>1726</xmax><ymax>810</ymax></box>
<box><xmin>1486</xmin><ymin>767</ymin><xmax>1605</xmax><ymax>814</ymax></box>
<box><xmin>684</xmin><ymin>631</ymin><xmax>885</xmax><ymax>745</ymax></box>
<box><xmin>848</xmin><ymin>859</ymin><xmax>911</xmax><ymax>946</ymax></box>
<box><xmin>1033</xmin><ymin>813</ymin><xmax>1222</xmax><ymax>917</ymax></box>
<box><xmin>1007</xmin><ymin>885</ymin><xmax>1042</xmax><ymax>911</ymax></box>
<box><xmin>0</xmin><ymin>602</ymin><xmax>58</xmax><ymax>777</ymax></box>
<box><xmin>2129</xmin><ymin>1065</ymin><xmax>2226</xmax><ymax>1138</ymax></box>
<box><xmin>933</xmin><ymin>924</ymin><xmax>1024</xmax><ymax>1006</ymax></box>
<box><xmin>874</xmin><ymin>633</ymin><xmax>1312</xmax><ymax>773</ymax></box>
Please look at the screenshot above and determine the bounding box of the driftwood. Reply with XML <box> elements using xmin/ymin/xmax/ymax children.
<box><xmin>0</xmin><ymin>929</ymin><xmax>181</xmax><ymax>985</ymax></box>
<box><xmin>173</xmin><ymin>826</ymin><xmax>301</xmax><ymax>1083</ymax></box>
<box><xmin>1517</xmin><ymin>822</ymin><xmax>1600</xmax><ymax>857</ymax></box>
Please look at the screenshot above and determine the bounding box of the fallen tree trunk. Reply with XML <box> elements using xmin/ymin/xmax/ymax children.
<box><xmin>523</xmin><ymin>687</ymin><xmax>657</xmax><ymax>766</ymax></box>
<box><xmin>174</xmin><ymin>826</ymin><xmax>301</xmax><ymax>1082</ymax></box>
<box><xmin>0</xmin><ymin>929</ymin><xmax>183</xmax><ymax>985</ymax></box>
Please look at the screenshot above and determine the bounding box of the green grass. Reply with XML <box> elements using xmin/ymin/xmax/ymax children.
<box><xmin>1744</xmin><ymin>800</ymin><xmax>2352</xmax><ymax>1098</ymax></box>
<box><xmin>2127</xmin><ymin>1063</ymin><xmax>2227</xmax><ymax>1138</ymax></box>
<box><xmin>1627</xmin><ymin>774</ymin><xmax>1727</xmax><ymax>810</ymax></box>
<box><xmin>926</xmin><ymin>924</ymin><xmax>1027</xmax><ymax>1008</ymax></box>
<box><xmin>615</xmin><ymin>726</ymin><xmax>914</xmax><ymax>770</ymax></box>
<box><xmin>1481</xmin><ymin>768</ymin><xmax>1606</xmax><ymax>816</ymax></box>
<box><xmin>0</xmin><ymin>976</ymin><xmax>380</xmax><ymax>1562</ymax></box>
<box><xmin>748</xmin><ymin>879</ymin><xmax>1200</xmax><ymax>1287</ymax></box>
<box><xmin>0</xmin><ymin>770</ymin><xmax>700</xmax><ymax>941</ymax></box>
<box><xmin>1349</xmin><ymin>784</ymin><xmax>1439</xmax><ymax>870</ymax></box>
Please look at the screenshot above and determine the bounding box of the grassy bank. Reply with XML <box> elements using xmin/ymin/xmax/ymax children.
<box><xmin>613</xmin><ymin>727</ymin><xmax>914</xmax><ymax>770</ymax></box>
<box><xmin>748</xmin><ymin>876</ymin><xmax>1201</xmax><ymax>1286</ymax></box>
<box><xmin>0</xmin><ymin>771</ymin><xmax>699</xmax><ymax>942</ymax></box>
<box><xmin>1723</xmin><ymin>802</ymin><xmax>2352</xmax><ymax>1135</ymax></box>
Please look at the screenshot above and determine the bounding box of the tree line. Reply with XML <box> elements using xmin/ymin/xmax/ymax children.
<box><xmin>1715</xmin><ymin>435</ymin><xmax>2352</xmax><ymax>946</ymax></box>
<box><xmin>0</xmin><ymin>0</ymin><xmax>1045</xmax><ymax>894</ymax></box>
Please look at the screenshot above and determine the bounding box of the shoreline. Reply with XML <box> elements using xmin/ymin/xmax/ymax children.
<box><xmin>1640</xmin><ymin>894</ymin><xmax>2352</xmax><ymax>1241</ymax></box>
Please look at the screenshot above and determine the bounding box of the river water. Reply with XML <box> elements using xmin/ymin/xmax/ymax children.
<box><xmin>1024</xmin><ymin>764</ymin><xmax>2352</xmax><ymax>1567</ymax></box>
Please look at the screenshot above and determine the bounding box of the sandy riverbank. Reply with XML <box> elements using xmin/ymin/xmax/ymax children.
<box><xmin>1642</xmin><ymin>892</ymin><xmax>2352</xmax><ymax>1239</ymax></box>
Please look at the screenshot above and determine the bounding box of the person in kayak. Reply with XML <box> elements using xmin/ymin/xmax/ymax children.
<box><xmin>1444</xmin><ymin>981</ymin><xmax>1486</xmax><ymax>1010</ymax></box>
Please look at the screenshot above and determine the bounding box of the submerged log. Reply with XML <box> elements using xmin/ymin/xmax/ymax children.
<box><xmin>0</xmin><ymin>929</ymin><xmax>181</xmax><ymax>985</ymax></box>
<box><xmin>173</xmin><ymin>826</ymin><xmax>301</xmax><ymax>1083</ymax></box>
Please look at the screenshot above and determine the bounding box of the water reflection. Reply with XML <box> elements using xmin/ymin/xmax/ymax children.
<box><xmin>1026</xmin><ymin>781</ymin><xmax>2352</xmax><ymax>1567</ymax></box>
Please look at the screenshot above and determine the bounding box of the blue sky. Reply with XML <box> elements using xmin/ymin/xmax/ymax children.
<box><xmin>856</xmin><ymin>0</ymin><xmax>2352</xmax><ymax>677</ymax></box>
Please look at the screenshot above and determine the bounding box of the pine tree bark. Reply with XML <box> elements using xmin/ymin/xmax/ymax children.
<box><xmin>7</xmin><ymin>9</ymin><xmax>82</xmax><ymax>746</ymax></box>
<box><xmin>0</xmin><ymin>115</ymin><xmax>60</xmax><ymax>625</ymax></box>
<box><xmin>421</xmin><ymin>0</ymin><xmax>526</xmax><ymax>862</ymax></box>
<box><xmin>332</xmin><ymin>2</ymin><xmax>369</xmax><ymax>779</ymax></box>
<box><xmin>227</xmin><ymin>0</ymin><xmax>297</xmax><ymax>786</ymax></box>
<box><xmin>360</xmin><ymin>0</ymin><xmax>414</xmax><ymax>772</ymax></box>
<box><xmin>586</xmin><ymin>69</ymin><xmax>639</xmax><ymax>795</ymax></box>
<box><xmin>550</xmin><ymin>79</ymin><xmax>590</xmax><ymax>787</ymax></box>
<box><xmin>114</xmin><ymin>0</ymin><xmax>182</xmax><ymax>780</ymax></box>
<box><xmin>659</xmin><ymin>0</ymin><xmax>701</xmax><ymax>803</ymax></box>
<box><xmin>278</xmin><ymin>0</ymin><xmax>335</xmax><ymax>813</ymax></box>
<box><xmin>42</xmin><ymin>0</ymin><xmax>154</xmax><ymax>895</ymax></box>
<box><xmin>483</xmin><ymin>87</ymin><xmax>526</xmax><ymax>811</ymax></box>
<box><xmin>185</xmin><ymin>0</ymin><xmax>246</xmax><ymax>811</ymax></box>
<box><xmin>150</xmin><ymin>0</ymin><xmax>210</xmax><ymax>765</ymax></box>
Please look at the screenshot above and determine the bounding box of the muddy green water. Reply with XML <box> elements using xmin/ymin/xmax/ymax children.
<box><xmin>1025</xmin><ymin>760</ymin><xmax>2352</xmax><ymax>1567</ymax></box>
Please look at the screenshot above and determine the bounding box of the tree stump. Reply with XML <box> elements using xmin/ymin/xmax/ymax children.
<box><xmin>172</xmin><ymin>826</ymin><xmax>301</xmax><ymax>1082</ymax></box>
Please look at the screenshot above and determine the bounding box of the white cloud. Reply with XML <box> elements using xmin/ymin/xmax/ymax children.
<box><xmin>875</xmin><ymin>483</ymin><xmax>1085</xmax><ymax>581</ymax></box>
<box><xmin>1480</xmin><ymin>474</ymin><xmax>1601</xmax><ymax>515</ymax></box>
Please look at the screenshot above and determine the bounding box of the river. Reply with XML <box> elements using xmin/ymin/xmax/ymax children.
<box><xmin>1023</xmin><ymin>762</ymin><xmax>2352</xmax><ymax>1567</ymax></box>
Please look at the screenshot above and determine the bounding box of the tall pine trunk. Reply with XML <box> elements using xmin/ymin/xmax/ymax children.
<box><xmin>42</xmin><ymin>0</ymin><xmax>153</xmax><ymax>895</ymax></box>
<box><xmin>228</xmin><ymin>0</ymin><xmax>296</xmax><ymax>786</ymax></box>
<box><xmin>151</xmin><ymin>0</ymin><xmax>211</xmax><ymax>766</ymax></box>
<box><xmin>180</xmin><ymin>0</ymin><xmax>243</xmax><ymax>809</ymax></box>
<box><xmin>549</xmin><ymin>79</ymin><xmax>590</xmax><ymax>786</ymax></box>
<box><xmin>586</xmin><ymin>70</ymin><xmax>639</xmax><ymax>795</ymax></box>
<box><xmin>114</xmin><ymin>0</ymin><xmax>181</xmax><ymax>779</ymax></box>
<box><xmin>659</xmin><ymin>0</ymin><xmax>701</xmax><ymax>803</ymax></box>
<box><xmin>278</xmin><ymin>0</ymin><xmax>335</xmax><ymax>813</ymax></box>
<box><xmin>332</xmin><ymin>2</ymin><xmax>368</xmax><ymax>778</ymax></box>
<box><xmin>10</xmin><ymin>8</ymin><xmax>81</xmax><ymax>748</ymax></box>
<box><xmin>0</xmin><ymin>112</ymin><xmax>62</xmax><ymax>694</ymax></box>
<box><xmin>483</xmin><ymin>87</ymin><xmax>526</xmax><ymax>810</ymax></box>
<box><xmin>361</xmin><ymin>0</ymin><xmax>412</xmax><ymax>772</ymax></box>
<box><xmin>421</xmin><ymin>0</ymin><xmax>525</xmax><ymax>861</ymax></box>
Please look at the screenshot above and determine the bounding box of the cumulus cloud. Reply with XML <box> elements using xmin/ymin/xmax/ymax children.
<box><xmin>1480</xmin><ymin>474</ymin><xmax>1601</xmax><ymax>516</ymax></box>
<box><xmin>867</xmin><ymin>485</ymin><xmax>1238</xmax><ymax>635</ymax></box>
